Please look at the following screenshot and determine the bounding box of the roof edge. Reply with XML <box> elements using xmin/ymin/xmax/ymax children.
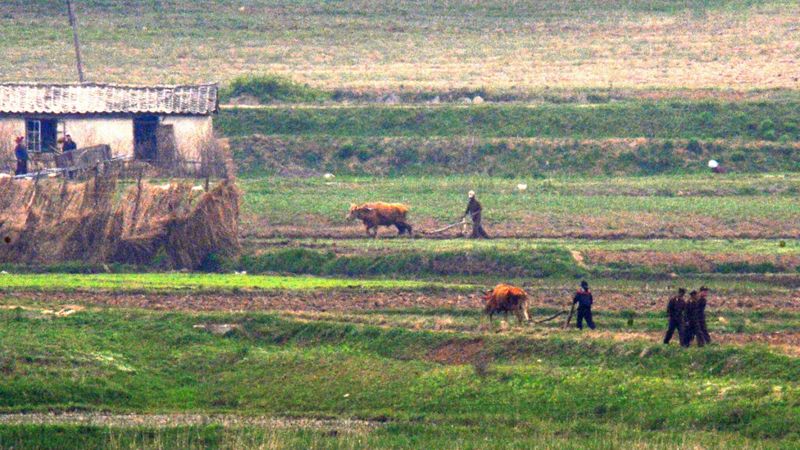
<box><xmin>0</xmin><ymin>82</ymin><xmax>218</xmax><ymax>89</ymax></box>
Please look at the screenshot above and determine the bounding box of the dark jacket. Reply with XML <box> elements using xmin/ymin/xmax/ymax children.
<box><xmin>667</xmin><ymin>295</ymin><xmax>686</xmax><ymax>320</ymax></box>
<box><xmin>62</xmin><ymin>140</ymin><xmax>77</xmax><ymax>152</ymax></box>
<box><xmin>696</xmin><ymin>296</ymin><xmax>706</xmax><ymax>313</ymax></box>
<box><xmin>465</xmin><ymin>197</ymin><xmax>482</xmax><ymax>222</ymax></box>
<box><xmin>14</xmin><ymin>143</ymin><xmax>28</xmax><ymax>161</ymax></box>
<box><xmin>573</xmin><ymin>289</ymin><xmax>593</xmax><ymax>309</ymax></box>
<box><xmin>686</xmin><ymin>297</ymin><xmax>703</xmax><ymax>322</ymax></box>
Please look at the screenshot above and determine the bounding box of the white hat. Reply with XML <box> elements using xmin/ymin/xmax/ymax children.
<box><xmin>468</xmin><ymin>190</ymin><xmax>475</xmax><ymax>197</ymax></box>
<box><xmin>708</xmin><ymin>159</ymin><xmax>719</xmax><ymax>169</ymax></box>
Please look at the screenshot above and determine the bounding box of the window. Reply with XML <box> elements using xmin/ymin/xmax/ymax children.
<box><xmin>26</xmin><ymin>120</ymin><xmax>41</xmax><ymax>152</ymax></box>
<box><xmin>25</xmin><ymin>119</ymin><xmax>59</xmax><ymax>152</ymax></box>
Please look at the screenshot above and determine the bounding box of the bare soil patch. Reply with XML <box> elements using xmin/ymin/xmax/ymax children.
<box><xmin>244</xmin><ymin>213</ymin><xmax>800</xmax><ymax>240</ymax></box>
<box><xmin>427</xmin><ymin>339</ymin><xmax>485</xmax><ymax>365</ymax></box>
<box><xmin>4</xmin><ymin>288</ymin><xmax>799</xmax><ymax>314</ymax></box>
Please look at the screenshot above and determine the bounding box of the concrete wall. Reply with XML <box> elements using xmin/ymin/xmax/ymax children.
<box><xmin>161</xmin><ymin>115</ymin><xmax>214</xmax><ymax>162</ymax></box>
<box><xmin>64</xmin><ymin>117</ymin><xmax>134</xmax><ymax>158</ymax></box>
<box><xmin>0</xmin><ymin>114</ymin><xmax>213</xmax><ymax>164</ymax></box>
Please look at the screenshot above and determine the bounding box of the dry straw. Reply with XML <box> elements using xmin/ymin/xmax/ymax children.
<box><xmin>0</xmin><ymin>174</ymin><xmax>240</xmax><ymax>269</ymax></box>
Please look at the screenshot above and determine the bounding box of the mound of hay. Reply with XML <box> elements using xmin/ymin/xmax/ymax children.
<box><xmin>0</xmin><ymin>176</ymin><xmax>240</xmax><ymax>269</ymax></box>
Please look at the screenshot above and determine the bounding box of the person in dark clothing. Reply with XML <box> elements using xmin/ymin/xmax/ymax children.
<box><xmin>664</xmin><ymin>288</ymin><xmax>687</xmax><ymax>346</ymax></box>
<box><xmin>697</xmin><ymin>286</ymin><xmax>711</xmax><ymax>344</ymax></box>
<box><xmin>464</xmin><ymin>190</ymin><xmax>489</xmax><ymax>239</ymax></box>
<box><xmin>685</xmin><ymin>291</ymin><xmax>706</xmax><ymax>347</ymax></box>
<box><xmin>14</xmin><ymin>136</ymin><xmax>28</xmax><ymax>175</ymax></box>
<box><xmin>573</xmin><ymin>280</ymin><xmax>595</xmax><ymax>330</ymax></box>
<box><xmin>61</xmin><ymin>134</ymin><xmax>78</xmax><ymax>179</ymax></box>
<box><xmin>62</xmin><ymin>134</ymin><xmax>77</xmax><ymax>153</ymax></box>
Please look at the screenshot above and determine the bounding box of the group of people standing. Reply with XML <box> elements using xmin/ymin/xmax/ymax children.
<box><xmin>11</xmin><ymin>134</ymin><xmax>77</xmax><ymax>176</ymax></box>
<box><xmin>664</xmin><ymin>286</ymin><xmax>712</xmax><ymax>347</ymax></box>
<box><xmin>562</xmin><ymin>280</ymin><xmax>713</xmax><ymax>348</ymax></box>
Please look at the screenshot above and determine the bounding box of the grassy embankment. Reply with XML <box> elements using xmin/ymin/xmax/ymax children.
<box><xmin>223</xmin><ymin>101</ymin><xmax>800</xmax><ymax>176</ymax></box>
<box><xmin>0</xmin><ymin>304</ymin><xmax>799</xmax><ymax>449</ymax></box>
<box><xmin>237</xmin><ymin>237</ymin><xmax>800</xmax><ymax>279</ymax></box>
<box><xmin>4</xmin><ymin>237</ymin><xmax>799</xmax><ymax>285</ymax></box>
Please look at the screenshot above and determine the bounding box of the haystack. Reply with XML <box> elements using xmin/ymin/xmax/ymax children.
<box><xmin>0</xmin><ymin>176</ymin><xmax>240</xmax><ymax>269</ymax></box>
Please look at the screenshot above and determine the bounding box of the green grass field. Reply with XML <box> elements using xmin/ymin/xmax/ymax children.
<box><xmin>238</xmin><ymin>174</ymin><xmax>800</xmax><ymax>239</ymax></box>
<box><xmin>0</xmin><ymin>273</ymin><xmax>451</xmax><ymax>294</ymax></box>
<box><xmin>0</xmin><ymin>304</ymin><xmax>799</xmax><ymax>449</ymax></box>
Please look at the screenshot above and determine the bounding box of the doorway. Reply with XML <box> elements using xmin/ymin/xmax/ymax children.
<box><xmin>133</xmin><ymin>115</ymin><xmax>159</xmax><ymax>161</ymax></box>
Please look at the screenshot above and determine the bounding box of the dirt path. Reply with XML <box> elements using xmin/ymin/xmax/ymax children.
<box><xmin>5</xmin><ymin>289</ymin><xmax>799</xmax><ymax>313</ymax></box>
<box><xmin>244</xmin><ymin>218</ymin><xmax>800</xmax><ymax>240</ymax></box>
<box><xmin>0</xmin><ymin>413</ymin><xmax>379</xmax><ymax>431</ymax></box>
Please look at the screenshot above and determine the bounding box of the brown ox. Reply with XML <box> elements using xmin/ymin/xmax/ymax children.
<box><xmin>483</xmin><ymin>284</ymin><xmax>530</xmax><ymax>324</ymax></box>
<box><xmin>346</xmin><ymin>202</ymin><xmax>412</xmax><ymax>238</ymax></box>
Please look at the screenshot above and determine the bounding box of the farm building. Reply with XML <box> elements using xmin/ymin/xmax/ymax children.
<box><xmin>0</xmin><ymin>82</ymin><xmax>218</xmax><ymax>166</ymax></box>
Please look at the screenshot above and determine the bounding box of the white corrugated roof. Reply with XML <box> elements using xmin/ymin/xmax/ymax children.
<box><xmin>0</xmin><ymin>83</ymin><xmax>218</xmax><ymax>115</ymax></box>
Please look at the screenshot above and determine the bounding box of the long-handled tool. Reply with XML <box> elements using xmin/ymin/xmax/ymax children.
<box><xmin>422</xmin><ymin>218</ymin><xmax>467</xmax><ymax>235</ymax></box>
<box><xmin>420</xmin><ymin>211</ymin><xmax>479</xmax><ymax>236</ymax></box>
<box><xmin>534</xmin><ymin>310</ymin><xmax>566</xmax><ymax>324</ymax></box>
<box><xmin>563</xmin><ymin>302</ymin><xmax>576</xmax><ymax>329</ymax></box>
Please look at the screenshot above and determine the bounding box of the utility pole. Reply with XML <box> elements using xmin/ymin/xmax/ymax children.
<box><xmin>65</xmin><ymin>0</ymin><xmax>85</xmax><ymax>82</ymax></box>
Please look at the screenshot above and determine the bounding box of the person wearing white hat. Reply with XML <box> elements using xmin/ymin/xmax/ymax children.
<box><xmin>708</xmin><ymin>159</ymin><xmax>727</xmax><ymax>174</ymax></box>
<box><xmin>464</xmin><ymin>190</ymin><xmax>489</xmax><ymax>239</ymax></box>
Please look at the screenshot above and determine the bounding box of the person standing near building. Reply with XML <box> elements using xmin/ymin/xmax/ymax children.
<box><xmin>62</xmin><ymin>134</ymin><xmax>77</xmax><ymax>153</ymax></box>
<box><xmin>14</xmin><ymin>136</ymin><xmax>28</xmax><ymax>175</ymax></box>
<box><xmin>464</xmin><ymin>190</ymin><xmax>490</xmax><ymax>239</ymax></box>
<box><xmin>664</xmin><ymin>288</ymin><xmax>687</xmax><ymax>346</ymax></box>
<box><xmin>61</xmin><ymin>133</ymin><xmax>78</xmax><ymax>178</ymax></box>
<box><xmin>573</xmin><ymin>280</ymin><xmax>596</xmax><ymax>330</ymax></box>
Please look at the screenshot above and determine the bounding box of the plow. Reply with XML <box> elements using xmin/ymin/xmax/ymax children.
<box><xmin>420</xmin><ymin>218</ymin><xmax>469</xmax><ymax>236</ymax></box>
<box><xmin>419</xmin><ymin>211</ymin><xmax>479</xmax><ymax>236</ymax></box>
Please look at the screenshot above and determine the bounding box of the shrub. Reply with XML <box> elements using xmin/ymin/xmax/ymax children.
<box><xmin>761</xmin><ymin>129</ymin><xmax>777</xmax><ymax>141</ymax></box>
<box><xmin>586</xmin><ymin>93</ymin><xmax>610</xmax><ymax>103</ymax></box>
<box><xmin>390</xmin><ymin>147</ymin><xmax>420</xmax><ymax>168</ymax></box>
<box><xmin>336</xmin><ymin>144</ymin><xmax>356</xmax><ymax>160</ymax></box>
<box><xmin>729</xmin><ymin>151</ymin><xmax>747</xmax><ymax>162</ymax></box>
<box><xmin>686</xmin><ymin>139</ymin><xmax>702</xmax><ymax>154</ymax></box>
<box><xmin>759</xmin><ymin>119</ymin><xmax>776</xmax><ymax>140</ymax></box>
<box><xmin>220</xmin><ymin>75</ymin><xmax>330</xmax><ymax>104</ymax></box>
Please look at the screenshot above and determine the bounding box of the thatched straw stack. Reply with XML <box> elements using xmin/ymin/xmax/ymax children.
<box><xmin>0</xmin><ymin>176</ymin><xmax>239</xmax><ymax>269</ymax></box>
